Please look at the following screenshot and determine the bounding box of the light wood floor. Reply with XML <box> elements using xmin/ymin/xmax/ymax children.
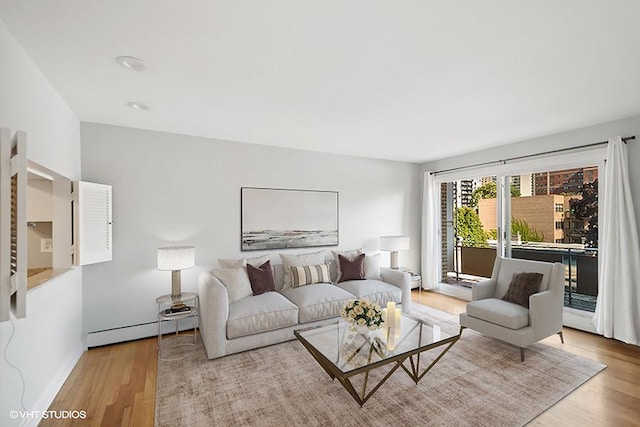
<box><xmin>44</xmin><ymin>291</ymin><xmax>640</xmax><ymax>426</ymax></box>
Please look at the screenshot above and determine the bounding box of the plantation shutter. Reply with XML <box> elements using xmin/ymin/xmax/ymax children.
<box><xmin>76</xmin><ymin>181</ymin><xmax>113</xmax><ymax>265</ymax></box>
<box><xmin>1</xmin><ymin>129</ymin><xmax>26</xmax><ymax>320</ymax></box>
<box><xmin>10</xmin><ymin>175</ymin><xmax>17</xmax><ymax>285</ymax></box>
<box><xmin>1</xmin><ymin>129</ymin><xmax>10</xmax><ymax>321</ymax></box>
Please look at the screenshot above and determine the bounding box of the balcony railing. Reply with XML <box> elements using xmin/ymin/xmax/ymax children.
<box><xmin>451</xmin><ymin>244</ymin><xmax>597</xmax><ymax>312</ymax></box>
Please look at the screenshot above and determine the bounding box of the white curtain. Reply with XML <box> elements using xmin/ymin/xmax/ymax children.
<box><xmin>421</xmin><ymin>172</ymin><xmax>440</xmax><ymax>289</ymax></box>
<box><xmin>593</xmin><ymin>136</ymin><xmax>640</xmax><ymax>345</ymax></box>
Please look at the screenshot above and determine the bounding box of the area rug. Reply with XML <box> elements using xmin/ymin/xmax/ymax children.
<box><xmin>155</xmin><ymin>303</ymin><xmax>605</xmax><ymax>427</ymax></box>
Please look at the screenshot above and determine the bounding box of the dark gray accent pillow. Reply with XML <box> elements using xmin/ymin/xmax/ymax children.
<box><xmin>247</xmin><ymin>260</ymin><xmax>276</xmax><ymax>295</ymax></box>
<box><xmin>338</xmin><ymin>253</ymin><xmax>365</xmax><ymax>282</ymax></box>
<box><xmin>502</xmin><ymin>272</ymin><xmax>544</xmax><ymax>308</ymax></box>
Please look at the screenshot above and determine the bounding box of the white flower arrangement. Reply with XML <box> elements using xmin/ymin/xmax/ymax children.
<box><xmin>340</xmin><ymin>299</ymin><xmax>384</xmax><ymax>331</ymax></box>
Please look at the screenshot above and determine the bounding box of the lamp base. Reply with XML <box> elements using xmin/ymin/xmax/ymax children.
<box><xmin>171</xmin><ymin>270</ymin><xmax>182</xmax><ymax>299</ymax></box>
<box><xmin>390</xmin><ymin>251</ymin><xmax>399</xmax><ymax>269</ymax></box>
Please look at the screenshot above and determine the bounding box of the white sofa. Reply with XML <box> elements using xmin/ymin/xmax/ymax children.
<box><xmin>198</xmin><ymin>262</ymin><xmax>411</xmax><ymax>359</ymax></box>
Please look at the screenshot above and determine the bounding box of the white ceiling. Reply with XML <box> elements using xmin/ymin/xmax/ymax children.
<box><xmin>2</xmin><ymin>1</ymin><xmax>640</xmax><ymax>163</ymax></box>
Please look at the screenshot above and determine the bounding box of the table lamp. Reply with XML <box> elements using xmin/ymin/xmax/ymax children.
<box><xmin>157</xmin><ymin>245</ymin><xmax>195</xmax><ymax>298</ymax></box>
<box><xmin>379</xmin><ymin>235</ymin><xmax>409</xmax><ymax>269</ymax></box>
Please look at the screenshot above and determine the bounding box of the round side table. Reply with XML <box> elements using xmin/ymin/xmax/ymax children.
<box><xmin>156</xmin><ymin>292</ymin><xmax>199</xmax><ymax>361</ymax></box>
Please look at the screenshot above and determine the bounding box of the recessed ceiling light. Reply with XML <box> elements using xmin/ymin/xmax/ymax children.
<box><xmin>127</xmin><ymin>101</ymin><xmax>150</xmax><ymax>111</ymax></box>
<box><xmin>116</xmin><ymin>56</ymin><xmax>147</xmax><ymax>71</ymax></box>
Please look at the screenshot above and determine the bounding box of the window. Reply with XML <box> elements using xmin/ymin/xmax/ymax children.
<box><xmin>439</xmin><ymin>177</ymin><xmax>497</xmax><ymax>285</ymax></box>
<box><xmin>434</xmin><ymin>164</ymin><xmax>600</xmax><ymax>315</ymax></box>
<box><xmin>511</xmin><ymin>167</ymin><xmax>599</xmax><ymax>313</ymax></box>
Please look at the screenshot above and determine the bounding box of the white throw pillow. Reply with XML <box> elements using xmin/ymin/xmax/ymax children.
<box><xmin>331</xmin><ymin>249</ymin><xmax>361</xmax><ymax>282</ymax></box>
<box><xmin>212</xmin><ymin>267</ymin><xmax>253</xmax><ymax>302</ymax></box>
<box><xmin>358</xmin><ymin>250</ymin><xmax>382</xmax><ymax>280</ymax></box>
<box><xmin>280</xmin><ymin>250</ymin><xmax>326</xmax><ymax>289</ymax></box>
<box><xmin>218</xmin><ymin>258</ymin><xmax>245</xmax><ymax>269</ymax></box>
<box><xmin>218</xmin><ymin>254</ymin><xmax>270</xmax><ymax>269</ymax></box>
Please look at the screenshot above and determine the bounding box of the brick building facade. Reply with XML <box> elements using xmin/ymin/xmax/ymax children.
<box><xmin>478</xmin><ymin>195</ymin><xmax>584</xmax><ymax>244</ymax></box>
<box><xmin>533</xmin><ymin>166</ymin><xmax>598</xmax><ymax>195</ymax></box>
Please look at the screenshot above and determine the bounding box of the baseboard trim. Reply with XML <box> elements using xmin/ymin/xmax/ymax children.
<box><xmin>563</xmin><ymin>307</ymin><xmax>598</xmax><ymax>334</ymax></box>
<box><xmin>87</xmin><ymin>320</ymin><xmax>196</xmax><ymax>347</ymax></box>
<box><xmin>23</xmin><ymin>344</ymin><xmax>85</xmax><ymax>427</ymax></box>
<box><xmin>87</xmin><ymin>322</ymin><xmax>156</xmax><ymax>347</ymax></box>
<box><xmin>432</xmin><ymin>283</ymin><xmax>472</xmax><ymax>301</ymax></box>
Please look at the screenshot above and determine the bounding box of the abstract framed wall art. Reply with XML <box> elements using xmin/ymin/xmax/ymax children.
<box><xmin>241</xmin><ymin>187</ymin><xmax>339</xmax><ymax>250</ymax></box>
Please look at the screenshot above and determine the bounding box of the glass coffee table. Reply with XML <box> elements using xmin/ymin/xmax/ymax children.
<box><xmin>294</xmin><ymin>314</ymin><xmax>461</xmax><ymax>406</ymax></box>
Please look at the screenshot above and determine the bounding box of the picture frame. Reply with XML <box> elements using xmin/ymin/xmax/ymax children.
<box><xmin>241</xmin><ymin>187</ymin><xmax>339</xmax><ymax>251</ymax></box>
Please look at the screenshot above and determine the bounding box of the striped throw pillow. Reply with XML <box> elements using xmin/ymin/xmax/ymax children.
<box><xmin>289</xmin><ymin>264</ymin><xmax>331</xmax><ymax>287</ymax></box>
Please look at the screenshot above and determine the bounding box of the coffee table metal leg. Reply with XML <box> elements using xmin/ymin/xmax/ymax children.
<box><xmin>401</xmin><ymin>338</ymin><xmax>458</xmax><ymax>383</ymax></box>
<box><xmin>339</xmin><ymin>358</ymin><xmax>407</xmax><ymax>406</ymax></box>
<box><xmin>359</xmin><ymin>359</ymin><xmax>405</xmax><ymax>404</ymax></box>
<box><xmin>336</xmin><ymin>377</ymin><xmax>364</xmax><ymax>406</ymax></box>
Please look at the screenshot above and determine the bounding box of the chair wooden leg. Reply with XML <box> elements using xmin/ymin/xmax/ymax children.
<box><xmin>558</xmin><ymin>331</ymin><xmax>564</xmax><ymax>344</ymax></box>
<box><xmin>520</xmin><ymin>347</ymin><xmax>525</xmax><ymax>362</ymax></box>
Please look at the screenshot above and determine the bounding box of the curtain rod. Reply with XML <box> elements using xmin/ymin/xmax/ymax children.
<box><xmin>430</xmin><ymin>135</ymin><xmax>636</xmax><ymax>175</ymax></box>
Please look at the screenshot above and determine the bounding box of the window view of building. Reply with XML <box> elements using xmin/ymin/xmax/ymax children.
<box><xmin>441</xmin><ymin>166</ymin><xmax>598</xmax><ymax>312</ymax></box>
<box><xmin>534</xmin><ymin>166</ymin><xmax>598</xmax><ymax>195</ymax></box>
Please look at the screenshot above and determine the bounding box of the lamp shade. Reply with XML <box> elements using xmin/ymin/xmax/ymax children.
<box><xmin>379</xmin><ymin>235</ymin><xmax>410</xmax><ymax>251</ymax></box>
<box><xmin>157</xmin><ymin>246</ymin><xmax>195</xmax><ymax>271</ymax></box>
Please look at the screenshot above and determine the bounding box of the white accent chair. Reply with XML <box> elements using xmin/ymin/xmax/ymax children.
<box><xmin>459</xmin><ymin>257</ymin><xmax>565</xmax><ymax>361</ymax></box>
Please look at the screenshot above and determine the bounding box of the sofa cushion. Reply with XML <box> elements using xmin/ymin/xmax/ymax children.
<box><xmin>280</xmin><ymin>283</ymin><xmax>355</xmax><ymax>324</ymax></box>
<box><xmin>289</xmin><ymin>264</ymin><xmax>331</xmax><ymax>287</ymax></box>
<box><xmin>358</xmin><ymin>250</ymin><xmax>382</xmax><ymax>280</ymax></box>
<box><xmin>502</xmin><ymin>272</ymin><xmax>543</xmax><ymax>308</ymax></box>
<box><xmin>218</xmin><ymin>254</ymin><xmax>271</xmax><ymax>269</ymax></box>
<box><xmin>247</xmin><ymin>260</ymin><xmax>276</xmax><ymax>295</ymax></box>
<box><xmin>331</xmin><ymin>249</ymin><xmax>361</xmax><ymax>282</ymax></box>
<box><xmin>335</xmin><ymin>279</ymin><xmax>401</xmax><ymax>308</ymax></box>
<box><xmin>466</xmin><ymin>298</ymin><xmax>529</xmax><ymax>330</ymax></box>
<box><xmin>227</xmin><ymin>292</ymin><xmax>298</xmax><ymax>339</ymax></box>
<box><xmin>212</xmin><ymin>267</ymin><xmax>253</xmax><ymax>302</ymax></box>
<box><xmin>338</xmin><ymin>253</ymin><xmax>365</xmax><ymax>282</ymax></box>
<box><xmin>280</xmin><ymin>250</ymin><xmax>326</xmax><ymax>289</ymax></box>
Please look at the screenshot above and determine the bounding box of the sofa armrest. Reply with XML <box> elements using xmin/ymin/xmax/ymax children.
<box><xmin>471</xmin><ymin>279</ymin><xmax>496</xmax><ymax>301</ymax></box>
<box><xmin>198</xmin><ymin>271</ymin><xmax>230</xmax><ymax>359</ymax></box>
<box><xmin>529</xmin><ymin>290</ymin><xmax>563</xmax><ymax>341</ymax></box>
<box><xmin>380</xmin><ymin>268</ymin><xmax>411</xmax><ymax>314</ymax></box>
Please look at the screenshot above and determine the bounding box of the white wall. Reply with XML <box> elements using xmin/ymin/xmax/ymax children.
<box><xmin>421</xmin><ymin>114</ymin><xmax>640</xmax><ymax>234</ymax></box>
<box><xmin>0</xmin><ymin>19</ymin><xmax>83</xmax><ymax>427</ymax></box>
<box><xmin>26</xmin><ymin>180</ymin><xmax>53</xmax><ymax>221</ymax></box>
<box><xmin>80</xmin><ymin>123</ymin><xmax>422</xmax><ymax>344</ymax></box>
